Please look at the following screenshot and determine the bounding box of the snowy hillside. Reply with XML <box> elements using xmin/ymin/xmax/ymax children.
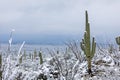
<box><xmin>0</xmin><ymin>42</ymin><xmax>120</xmax><ymax>80</ymax></box>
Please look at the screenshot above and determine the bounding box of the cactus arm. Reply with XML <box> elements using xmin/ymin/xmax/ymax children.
<box><xmin>80</xmin><ymin>42</ymin><xmax>87</xmax><ymax>56</ymax></box>
<box><xmin>80</xmin><ymin>42</ymin><xmax>84</xmax><ymax>51</ymax></box>
<box><xmin>91</xmin><ymin>37</ymin><xmax>96</xmax><ymax>59</ymax></box>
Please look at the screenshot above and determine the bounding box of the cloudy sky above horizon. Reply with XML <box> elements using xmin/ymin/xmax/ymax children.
<box><xmin>0</xmin><ymin>0</ymin><xmax>120</xmax><ymax>43</ymax></box>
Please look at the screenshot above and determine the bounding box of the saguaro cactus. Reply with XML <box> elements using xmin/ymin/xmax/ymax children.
<box><xmin>0</xmin><ymin>54</ymin><xmax>2</xmax><ymax>79</ymax></box>
<box><xmin>23</xmin><ymin>50</ymin><xmax>26</xmax><ymax>60</ymax></box>
<box><xmin>39</xmin><ymin>51</ymin><xmax>43</xmax><ymax>64</ymax></box>
<box><xmin>34</xmin><ymin>49</ymin><xmax>37</xmax><ymax>59</ymax></box>
<box><xmin>80</xmin><ymin>11</ymin><xmax>96</xmax><ymax>75</ymax></box>
<box><xmin>19</xmin><ymin>52</ymin><xmax>23</xmax><ymax>64</ymax></box>
<box><xmin>115</xmin><ymin>36</ymin><xmax>120</xmax><ymax>51</ymax></box>
<box><xmin>19</xmin><ymin>56</ymin><xmax>22</xmax><ymax>64</ymax></box>
<box><xmin>32</xmin><ymin>54</ymin><xmax>34</xmax><ymax>61</ymax></box>
<box><xmin>0</xmin><ymin>54</ymin><xmax>2</xmax><ymax>68</ymax></box>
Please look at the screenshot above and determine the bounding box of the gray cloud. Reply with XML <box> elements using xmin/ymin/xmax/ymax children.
<box><xmin>0</xmin><ymin>0</ymin><xmax>120</xmax><ymax>37</ymax></box>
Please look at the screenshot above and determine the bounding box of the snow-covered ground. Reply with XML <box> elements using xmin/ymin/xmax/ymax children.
<box><xmin>0</xmin><ymin>44</ymin><xmax>120</xmax><ymax>80</ymax></box>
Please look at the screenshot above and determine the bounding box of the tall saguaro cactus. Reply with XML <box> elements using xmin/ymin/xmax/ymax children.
<box><xmin>115</xmin><ymin>36</ymin><xmax>120</xmax><ymax>51</ymax></box>
<box><xmin>80</xmin><ymin>11</ymin><xmax>96</xmax><ymax>75</ymax></box>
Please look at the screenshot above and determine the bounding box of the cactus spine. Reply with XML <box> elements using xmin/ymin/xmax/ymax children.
<box><xmin>80</xmin><ymin>11</ymin><xmax>96</xmax><ymax>75</ymax></box>
<box><xmin>115</xmin><ymin>36</ymin><xmax>120</xmax><ymax>51</ymax></box>
<box><xmin>39</xmin><ymin>51</ymin><xmax>43</xmax><ymax>64</ymax></box>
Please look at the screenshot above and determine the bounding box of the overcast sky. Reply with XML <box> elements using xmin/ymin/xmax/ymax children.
<box><xmin>0</xmin><ymin>0</ymin><xmax>120</xmax><ymax>44</ymax></box>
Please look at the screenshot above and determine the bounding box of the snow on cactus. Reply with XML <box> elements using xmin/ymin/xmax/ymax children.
<box><xmin>8</xmin><ymin>29</ymin><xmax>15</xmax><ymax>52</ymax></box>
<box><xmin>80</xmin><ymin>11</ymin><xmax>96</xmax><ymax>75</ymax></box>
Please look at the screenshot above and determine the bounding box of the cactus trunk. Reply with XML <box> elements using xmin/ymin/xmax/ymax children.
<box><xmin>88</xmin><ymin>58</ymin><xmax>92</xmax><ymax>74</ymax></box>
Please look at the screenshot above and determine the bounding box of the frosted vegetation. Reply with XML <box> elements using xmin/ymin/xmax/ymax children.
<box><xmin>0</xmin><ymin>11</ymin><xmax>120</xmax><ymax>80</ymax></box>
<box><xmin>1</xmin><ymin>41</ymin><xmax>120</xmax><ymax>80</ymax></box>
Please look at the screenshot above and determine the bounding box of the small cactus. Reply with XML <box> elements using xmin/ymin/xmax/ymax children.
<box><xmin>80</xmin><ymin>11</ymin><xmax>96</xmax><ymax>75</ymax></box>
<box><xmin>29</xmin><ymin>53</ymin><xmax>32</xmax><ymax>59</ymax></box>
<box><xmin>19</xmin><ymin>57</ymin><xmax>22</xmax><ymax>64</ymax></box>
<box><xmin>32</xmin><ymin>54</ymin><xmax>34</xmax><ymax>61</ymax></box>
<box><xmin>19</xmin><ymin>52</ymin><xmax>22</xmax><ymax>64</ymax></box>
<box><xmin>34</xmin><ymin>49</ymin><xmax>37</xmax><ymax>59</ymax></box>
<box><xmin>115</xmin><ymin>36</ymin><xmax>120</xmax><ymax>51</ymax></box>
<box><xmin>0</xmin><ymin>54</ymin><xmax>2</xmax><ymax>67</ymax></box>
<box><xmin>23</xmin><ymin>50</ymin><xmax>26</xmax><ymax>60</ymax></box>
<box><xmin>39</xmin><ymin>51</ymin><xmax>43</xmax><ymax>64</ymax></box>
<box><xmin>0</xmin><ymin>54</ymin><xmax>2</xmax><ymax>79</ymax></box>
